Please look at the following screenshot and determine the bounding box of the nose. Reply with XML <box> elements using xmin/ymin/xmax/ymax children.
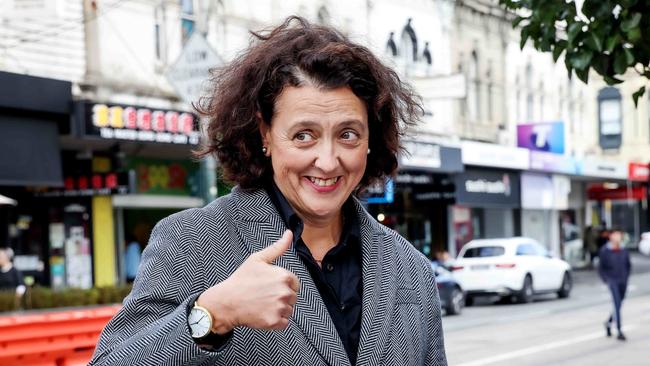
<box><xmin>312</xmin><ymin>141</ymin><xmax>340</xmax><ymax>173</ymax></box>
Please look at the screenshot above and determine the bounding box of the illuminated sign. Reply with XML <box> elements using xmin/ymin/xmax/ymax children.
<box><xmin>79</xmin><ymin>102</ymin><xmax>200</xmax><ymax>145</ymax></box>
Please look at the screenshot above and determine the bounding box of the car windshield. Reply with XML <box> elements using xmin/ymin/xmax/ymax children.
<box><xmin>462</xmin><ymin>245</ymin><xmax>505</xmax><ymax>258</ymax></box>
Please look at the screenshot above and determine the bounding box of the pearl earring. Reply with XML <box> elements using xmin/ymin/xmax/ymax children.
<box><xmin>262</xmin><ymin>146</ymin><xmax>268</xmax><ymax>155</ymax></box>
<box><xmin>367</xmin><ymin>148</ymin><xmax>371</xmax><ymax>155</ymax></box>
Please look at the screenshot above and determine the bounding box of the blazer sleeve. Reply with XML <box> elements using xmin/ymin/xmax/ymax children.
<box><xmin>89</xmin><ymin>213</ymin><xmax>234</xmax><ymax>365</ymax></box>
<box><xmin>422</xmin><ymin>257</ymin><xmax>448</xmax><ymax>365</ymax></box>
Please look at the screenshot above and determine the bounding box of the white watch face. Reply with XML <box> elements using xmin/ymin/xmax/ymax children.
<box><xmin>189</xmin><ymin>307</ymin><xmax>212</xmax><ymax>339</ymax></box>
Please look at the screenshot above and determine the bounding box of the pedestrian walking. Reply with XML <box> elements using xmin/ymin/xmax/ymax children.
<box><xmin>0</xmin><ymin>247</ymin><xmax>26</xmax><ymax>297</ymax></box>
<box><xmin>598</xmin><ymin>227</ymin><xmax>631</xmax><ymax>341</ymax></box>
<box><xmin>89</xmin><ymin>16</ymin><xmax>447</xmax><ymax>366</ymax></box>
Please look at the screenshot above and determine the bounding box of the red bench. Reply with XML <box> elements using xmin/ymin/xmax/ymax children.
<box><xmin>0</xmin><ymin>305</ymin><xmax>120</xmax><ymax>366</ymax></box>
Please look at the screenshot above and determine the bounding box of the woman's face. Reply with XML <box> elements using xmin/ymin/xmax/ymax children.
<box><xmin>261</xmin><ymin>85</ymin><xmax>369</xmax><ymax>223</ymax></box>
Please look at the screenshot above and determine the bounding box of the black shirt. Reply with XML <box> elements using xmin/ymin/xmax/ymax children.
<box><xmin>266</xmin><ymin>182</ymin><xmax>363</xmax><ymax>365</ymax></box>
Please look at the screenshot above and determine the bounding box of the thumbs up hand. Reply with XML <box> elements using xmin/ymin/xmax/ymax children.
<box><xmin>197</xmin><ymin>230</ymin><xmax>300</xmax><ymax>334</ymax></box>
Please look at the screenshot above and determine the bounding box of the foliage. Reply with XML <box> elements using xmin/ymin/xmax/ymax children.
<box><xmin>0</xmin><ymin>284</ymin><xmax>132</xmax><ymax>313</ymax></box>
<box><xmin>500</xmin><ymin>0</ymin><xmax>650</xmax><ymax>106</ymax></box>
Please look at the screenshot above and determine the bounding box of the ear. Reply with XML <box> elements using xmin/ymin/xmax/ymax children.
<box><xmin>257</xmin><ymin>112</ymin><xmax>271</xmax><ymax>155</ymax></box>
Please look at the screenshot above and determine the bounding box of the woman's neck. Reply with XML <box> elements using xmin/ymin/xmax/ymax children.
<box><xmin>301</xmin><ymin>213</ymin><xmax>343</xmax><ymax>262</ymax></box>
<box><xmin>1</xmin><ymin>263</ymin><xmax>12</xmax><ymax>272</ymax></box>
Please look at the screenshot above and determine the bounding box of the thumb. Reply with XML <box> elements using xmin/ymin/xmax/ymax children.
<box><xmin>255</xmin><ymin>230</ymin><xmax>293</xmax><ymax>263</ymax></box>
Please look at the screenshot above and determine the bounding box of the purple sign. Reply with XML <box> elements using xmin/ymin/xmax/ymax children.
<box><xmin>517</xmin><ymin>121</ymin><xmax>565</xmax><ymax>154</ymax></box>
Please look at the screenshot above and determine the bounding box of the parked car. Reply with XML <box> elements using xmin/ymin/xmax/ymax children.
<box><xmin>431</xmin><ymin>262</ymin><xmax>465</xmax><ymax>315</ymax></box>
<box><xmin>451</xmin><ymin>237</ymin><xmax>572</xmax><ymax>305</ymax></box>
<box><xmin>639</xmin><ymin>232</ymin><xmax>650</xmax><ymax>256</ymax></box>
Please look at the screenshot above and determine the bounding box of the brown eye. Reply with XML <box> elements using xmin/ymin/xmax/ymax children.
<box><xmin>294</xmin><ymin>132</ymin><xmax>314</xmax><ymax>142</ymax></box>
<box><xmin>341</xmin><ymin>130</ymin><xmax>359</xmax><ymax>141</ymax></box>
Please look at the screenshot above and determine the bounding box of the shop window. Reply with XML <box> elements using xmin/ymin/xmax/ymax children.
<box><xmin>486</xmin><ymin>61</ymin><xmax>493</xmax><ymax>123</ymax></box>
<box><xmin>154</xmin><ymin>5</ymin><xmax>166</xmax><ymax>62</ymax></box>
<box><xmin>539</xmin><ymin>81</ymin><xmax>544</xmax><ymax>121</ymax></box>
<box><xmin>180</xmin><ymin>0</ymin><xmax>195</xmax><ymax>45</ymax></box>
<box><xmin>525</xmin><ymin>62</ymin><xmax>533</xmax><ymax>121</ymax></box>
<box><xmin>467</xmin><ymin>50</ymin><xmax>480</xmax><ymax>122</ymax></box>
<box><xmin>597</xmin><ymin>87</ymin><xmax>622</xmax><ymax>150</ymax></box>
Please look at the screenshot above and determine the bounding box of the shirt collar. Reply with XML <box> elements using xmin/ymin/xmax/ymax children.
<box><xmin>264</xmin><ymin>181</ymin><xmax>359</xmax><ymax>247</ymax></box>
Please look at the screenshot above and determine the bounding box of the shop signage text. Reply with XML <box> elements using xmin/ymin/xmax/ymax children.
<box><xmin>455</xmin><ymin>169</ymin><xmax>520</xmax><ymax>208</ymax></box>
<box><xmin>82</xmin><ymin>102</ymin><xmax>200</xmax><ymax>145</ymax></box>
<box><xmin>628</xmin><ymin>162</ymin><xmax>649</xmax><ymax>182</ymax></box>
<box><xmin>517</xmin><ymin>121</ymin><xmax>565</xmax><ymax>154</ymax></box>
<box><xmin>465</xmin><ymin>176</ymin><xmax>511</xmax><ymax>196</ymax></box>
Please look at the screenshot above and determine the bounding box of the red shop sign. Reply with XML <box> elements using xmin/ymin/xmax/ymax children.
<box><xmin>628</xmin><ymin>162</ymin><xmax>649</xmax><ymax>182</ymax></box>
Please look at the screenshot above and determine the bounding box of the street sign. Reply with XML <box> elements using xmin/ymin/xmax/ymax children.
<box><xmin>166</xmin><ymin>33</ymin><xmax>222</xmax><ymax>104</ymax></box>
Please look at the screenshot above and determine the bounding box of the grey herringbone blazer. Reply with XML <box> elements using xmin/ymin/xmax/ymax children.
<box><xmin>89</xmin><ymin>187</ymin><xmax>447</xmax><ymax>366</ymax></box>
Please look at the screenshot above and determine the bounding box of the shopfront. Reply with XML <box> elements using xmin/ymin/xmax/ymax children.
<box><xmin>450</xmin><ymin>141</ymin><xmax>529</xmax><ymax>256</ymax></box>
<box><xmin>0</xmin><ymin>71</ymin><xmax>70</xmax><ymax>287</ymax></box>
<box><xmin>586</xmin><ymin>161</ymin><xmax>648</xmax><ymax>248</ymax></box>
<box><xmin>451</xmin><ymin>168</ymin><xmax>521</xmax><ymax>255</ymax></box>
<box><xmin>365</xmin><ymin>141</ymin><xmax>462</xmax><ymax>259</ymax></box>
<box><xmin>67</xmin><ymin>100</ymin><xmax>204</xmax><ymax>286</ymax></box>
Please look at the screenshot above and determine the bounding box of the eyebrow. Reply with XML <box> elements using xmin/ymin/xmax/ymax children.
<box><xmin>291</xmin><ymin>119</ymin><xmax>366</xmax><ymax>130</ymax></box>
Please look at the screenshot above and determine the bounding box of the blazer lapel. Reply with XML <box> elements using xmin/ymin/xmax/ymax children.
<box><xmin>230</xmin><ymin>188</ymin><xmax>351</xmax><ymax>366</ymax></box>
<box><xmin>354</xmin><ymin>201</ymin><xmax>398</xmax><ymax>365</ymax></box>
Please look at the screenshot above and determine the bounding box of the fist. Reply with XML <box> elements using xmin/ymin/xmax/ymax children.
<box><xmin>198</xmin><ymin>230</ymin><xmax>300</xmax><ymax>333</ymax></box>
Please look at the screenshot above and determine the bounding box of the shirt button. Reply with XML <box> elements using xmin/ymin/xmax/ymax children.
<box><xmin>326</xmin><ymin>263</ymin><xmax>334</xmax><ymax>272</ymax></box>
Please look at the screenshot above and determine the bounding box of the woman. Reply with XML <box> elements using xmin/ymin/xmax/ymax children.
<box><xmin>90</xmin><ymin>16</ymin><xmax>447</xmax><ymax>366</ymax></box>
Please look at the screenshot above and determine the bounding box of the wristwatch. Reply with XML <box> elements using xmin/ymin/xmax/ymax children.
<box><xmin>188</xmin><ymin>302</ymin><xmax>213</xmax><ymax>339</ymax></box>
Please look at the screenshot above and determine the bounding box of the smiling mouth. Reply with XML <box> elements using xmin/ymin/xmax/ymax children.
<box><xmin>307</xmin><ymin>176</ymin><xmax>341</xmax><ymax>187</ymax></box>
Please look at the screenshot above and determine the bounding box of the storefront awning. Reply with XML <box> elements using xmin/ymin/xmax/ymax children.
<box><xmin>0</xmin><ymin>117</ymin><xmax>63</xmax><ymax>187</ymax></box>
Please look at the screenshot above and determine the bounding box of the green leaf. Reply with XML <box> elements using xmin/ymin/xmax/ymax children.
<box><xmin>585</xmin><ymin>32</ymin><xmax>603</xmax><ymax>52</ymax></box>
<box><xmin>575</xmin><ymin>67</ymin><xmax>590</xmax><ymax>83</ymax></box>
<box><xmin>605</xmin><ymin>34</ymin><xmax>621</xmax><ymax>53</ymax></box>
<box><xmin>614</xmin><ymin>52</ymin><xmax>628</xmax><ymax>74</ymax></box>
<box><xmin>619</xmin><ymin>0</ymin><xmax>638</xmax><ymax>7</ymax></box>
<box><xmin>512</xmin><ymin>15</ymin><xmax>527</xmax><ymax>28</ymax></box>
<box><xmin>604</xmin><ymin>75</ymin><xmax>624</xmax><ymax>85</ymax></box>
<box><xmin>568</xmin><ymin>22</ymin><xmax>583</xmax><ymax>43</ymax></box>
<box><xmin>570</xmin><ymin>50</ymin><xmax>594</xmax><ymax>70</ymax></box>
<box><xmin>627</xmin><ymin>28</ymin><xmax>642</xmax><ymax>42</ymax></box>
<box><xmin>632</xmin><ymin>86</ymin><xmax>645</xmax><ymax>108</ymax></box>
<box><xmin>564</xmin><ymin>55</ymin><xmax>573</xmax><ymax>79</ymax></box>
<box><xmin>520</xmin><ymin>27</ymin><xmax>530</xmax><ymax>49</ymax></box>
<box><xmin>553</xmin><ymin>41</ymin><xmax>567</xmax><ymax>62</ymax></box>
<box><xmin>621</xmin><ymin>13</ymin><xmax>641</xmax><ymax>32</ymax></box>
<box><xmin>623</xmin><ymin>48</ymin><xmax>635</xmax><ymax>65</ymax></box>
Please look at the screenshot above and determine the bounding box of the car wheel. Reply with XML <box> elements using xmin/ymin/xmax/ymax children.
<box><xmin>517</xmin><ymin>275</ymin><xmax>534</xmax><ymax>304</ymax></box>
<box><xmin>446</xmin><ymin>287</ymin><xmax>464</xmax><ymax>315</ymax></box>
<box><xmin>557</xmin><ymin>271</ymin><xmax>572</xmax><ymax>299</ymax></box>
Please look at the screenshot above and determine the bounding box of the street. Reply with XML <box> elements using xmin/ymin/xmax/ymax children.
<box><xmin>442</xmin><ymin>254</ymin><xmax>650</xmax><ymax>366</ymax></box>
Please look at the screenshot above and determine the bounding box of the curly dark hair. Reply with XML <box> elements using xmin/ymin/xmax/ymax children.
<box><xmin>195</xmin><ymin>16</ymin><xmax>422</xmax><ymax>190</ymax></box>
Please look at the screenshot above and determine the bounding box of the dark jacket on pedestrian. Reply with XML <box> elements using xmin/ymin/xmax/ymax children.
<box><xmin>598</xmin><ymin>244</ymin><xmax>631</xmax><ymax>284</ymax></box>
<box><xmin>0</xmin><ymin>267</ymin><xmax>23</xmax><ymax>290</ymax></box>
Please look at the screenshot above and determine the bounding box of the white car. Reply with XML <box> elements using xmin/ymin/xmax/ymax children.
<box><xmin>639</xmin><ymin>232</ymin><xmax>650</xmax><ymax>256</ymax></box>
<box><xmin>451</xmin><ymin>237</ymin><xmax>572</xmax><ymax>305</ymax></box>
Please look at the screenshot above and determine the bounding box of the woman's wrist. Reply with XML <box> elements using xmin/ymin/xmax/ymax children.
<box><xmin>197</xmin><ymin>283</ymin><xmax>238</xmax><ymax>335</ymax></box>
